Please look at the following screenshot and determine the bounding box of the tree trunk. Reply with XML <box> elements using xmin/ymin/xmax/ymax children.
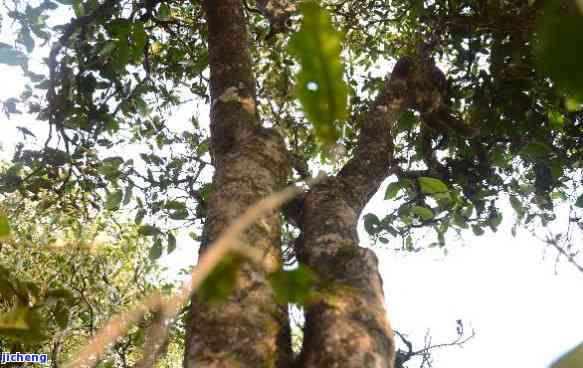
<box><xmin>184</xmin><ymin>2</ymin><xmax>425</xmax><ymax>367</ymax></box>
<box><xmin>295</xmin><ymin>58</ymin><xmax>417</xmax><ymax>368</ymax></box>
<box><xmin>183</xmin><ymin>1</ymin><xmax>292</xmax><ymax>367</ymax></box>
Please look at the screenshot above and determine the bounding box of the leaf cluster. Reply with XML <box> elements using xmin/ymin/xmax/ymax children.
<box><xmin>0</xmin><ymin>190</ymin><xmax>180</xmax><ymax>366</ymax></box>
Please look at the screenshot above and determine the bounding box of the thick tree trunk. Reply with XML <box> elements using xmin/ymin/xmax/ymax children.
<box><xmin>183</xmin><ymin>1</ymin><xmax>292</xmax><ymax>367</ymax></box>
<box><xmin>296</xmin><ymin>183</ymin><xmax>395</xmax><ymax>368</ymax></box>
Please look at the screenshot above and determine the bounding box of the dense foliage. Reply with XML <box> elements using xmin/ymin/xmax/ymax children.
<box><xmin>1</xmin><ymin>0</ymin><xmax>583</xmax><ymax>366</ymax></box>
<box><xmin>0</xmin><ymin>189</ymin><xmax>182</xmax><ymax>367</ymax></box>
<box><xmin>1</xmin><ymin>1</ymin><xmax>582</xmax><ymax>253</ymax></box>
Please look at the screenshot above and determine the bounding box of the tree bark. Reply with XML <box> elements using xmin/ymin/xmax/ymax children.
<box><xmin>183</xmin><ymin>1</ymin><xmax>292</xmax><ymax>367</ymax></box>
<box><xmin>184</xmin><ymin>3</ymin><xmax>431</xmax><ymax>366</ymax></box>
<box><xmin>295</xmin><ymin>57</ymin><xmax>419</xmax><ymax>368</ymax></box>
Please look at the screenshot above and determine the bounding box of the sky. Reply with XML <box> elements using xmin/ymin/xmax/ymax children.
<box><xmin>1</xmin><ymin>6</ymin><xmax>583</xmax><ymax>368</ymax></box>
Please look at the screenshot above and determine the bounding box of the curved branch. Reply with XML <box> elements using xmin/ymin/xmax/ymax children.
<box><xmin>337</xmin><ymin>56</ymin><xmax>418</xmax><ymax>212</ymax></box>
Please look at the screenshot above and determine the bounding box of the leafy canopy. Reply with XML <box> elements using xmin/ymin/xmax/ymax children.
<box><xmin>0</xmin><ymin>0</ymin><xmax>583</xmax><ymax>300</ymax></box>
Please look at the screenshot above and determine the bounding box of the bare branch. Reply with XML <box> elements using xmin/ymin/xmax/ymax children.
<box><xmin>395</xmin><ymin>325</ymin><xmax>476</xmax><ymax>368</ymax></box>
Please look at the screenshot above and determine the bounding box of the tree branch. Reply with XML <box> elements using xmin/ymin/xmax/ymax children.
<box><xmin>337</xmin><ymin>56</ymin><xmax>418</xmax><ymax>212</ymax></box>
<box><xmin>395</xmin><ymin>327</ymin><xmax>476</xmax><ymax>368</ymax></box>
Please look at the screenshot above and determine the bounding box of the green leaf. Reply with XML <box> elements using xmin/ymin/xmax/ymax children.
<box><xmin>18</xmin><ymin>27</ymin><xmax>35</xmax><ymax>53</ymax></box>
<box><xmin>193</xmin><ymin>50</ymin><xmax>209</xmax><ymax>74</ymax></box>
<box><xmin>288</xmin><ymin>2</ymin><xmax>348</xmax><ymax>146</ymax></box>
<box><xmin>405</xmin><ymin>236</ymin><xmax>413</xmax><ymax>251</ymax></box>
<box><xmin>196</xmin><ymin>138</ymin><xmax>210</xmax><ymax>156</ymax></box>
<box><xmin>488</xmin><ymin>213</ymin><xmax>503</xmax><ymax>231</ymax></box>
<box><xmin>461</xmin><ymin>205</ymin><xmax>474</xmax><ymax>218</ymax></box>
<box><xmin>0</xmin><ymin>214</ymin><xmax>10</xmax><ymax>238</ymax></box>
<box><xmin>437</xmin><ymin>231</ymin><xmax>445</xmax><ymax>246</ymax></box>
<box><xmin>166</xmin><ymin>200</ymin><xmax>188</xmax><ymax>220</ymax></box>
<box><xmin>453</xmin><ymin>213</ymin><xmax>468</xmax><ymax>229</ymax></box>
<box><xmin>548</xmin><ymin>111</ymin><xmax>565</xmax><ymax>130</ymax></box>
<box><xmin>73</xmin><ymin>0</ymin><xmax>85</xmax><ymax>17</ymax></box>
<box><xmin>536</xmin><ymin>2</ymin><xmax>583</xmax><ymax>99</ymax></box>
<box><xmin>106</xmin><ymin>189</ymin><xmax>123</xmax><ymax>211</ymax></box>
<box><xmin>54</xmin><ymin>304</ymin><xmax>70</xmax><ymax>329</ymax></box>
<box><xmin>107</xmin><ymin>19</ymin><xmax>132</xmax><ymax>38</ymax></box>
<box><xmin>198</xmin><ymin>183</ymin><xmax>214</xmax><ymax>201</ymax></box>
<box><xmin>411</xmin><ymin>205</ymin><xmax>434</xmax><ymax>221</ymax></box>
<box><xmin>135</xmin><ymin>209</ymin><xmax>146</xmax><ymax>225</ymax></box>
<box><xmin>167</xmin><ymin>233</ymin><xmax>177</xmax><ymax>254</ymax></box>
<box><xmin>268</xmin><ymin>265</ymin><xmax>317</xmax><ymax>305</ymax></box>
<box><xmin>551</xmin><ymin>343</ymin><xmax>583</xmax><ymax>368</ymax></box>
<box><xmin>46</xmin><ymin>148</ymin><xmax>70</xmax><ymax>166</ymax></box>
<box><xmin>198</xmin><ymin>252</ymin><xmax>245</xmax><ymax>303</ymax></box>
<box><xmin>33</xmin><ymin>2</ymin><xmax>57</xmax><ymax>14</ymax></box>
<box><xmin>418</xmin><ymin>177</ymin><xmax>449</xmax><ymax>195</ymax></box>
<box><xmin>123</xmin><ymin>185</ymin><xmax>133</xmax><ymax>206</ymax></box>
<box><xmin>471</xmin><ymin>225</ymin><xmax>485</xmax><ymax>236</ymax></box>
<box><xmin>129</xmin><ymin>23</ymin><xmax>148</xmax><ymax>61</ymax></box>
<box><xmin>149</xmin><ymin>239</ymin><xmax>163</xmax><ymax>260</ymax></box>
<box><xmin>363</xmin><ymin>213</ymin><xmax>381</xmax><ymax>234</ymax></box>
<box><xmin>575</xmin><ymin>194</ymin><xmax>583</xmax><ymax>208</ymax></box>
<box><xmin>385</xmin><ymin>182</ymin><xmax>402</xmax><ymax>200</ymax></box>
<box><xmin>54</xmin><ymin>0</ymin><xmax>74</xmax><ymax>4</ymax></box>
<box><xmin>509</xmin><ymin>195</ymin><xmax>526</xmax><ymax>219</ymax></box>
<box><xmin>519</xmin><ymin>142</ymin><xmax>552</xmax><ymax>161</ymax></box>
<box><xmin>396</xmin><ymin>110</ymin><xmax>417</xmax><ymax>132</ymax></box>
<box><xmin>46</xmin><ymin>288</ymin><xmax>75</xmax><ymax>303</ymax></box>
<box><xmin>98</xmin><ymin>40</ymin><xmax>118</xmax><ymax>57</ymax></box>
<box><xmin>138</xmin><ymin>225</ymin><xmax>160</xmax><ymax>236</ymax></box>
<box><xmin>565</xmin><ymin>97</ymin><xmax>582</xmax><ymax>112</ymax></box>
<box><xmin>0</xmin><ymin>43</ymin><xmax>27</xmax><ymax>67</ymax></box>
<box><xmin>385</xmin><ymin>180</ymin><xmax>412</xmax><ymax>200</ymax></box>
<box><xmin>158</xmin><ymin>4</ymin><xmax>171</xmax><ymax>20</ymax></box>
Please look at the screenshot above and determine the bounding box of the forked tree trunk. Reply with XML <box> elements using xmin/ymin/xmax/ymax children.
<box><xmin>294</xmin><ymin>58</ymin><xmax>419</xmax><ymax>368</ymax></box>
<box><xmin>185</xmin><ymin>1</ymin><xmax>423</xmax><ymax>367</ymax></box>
